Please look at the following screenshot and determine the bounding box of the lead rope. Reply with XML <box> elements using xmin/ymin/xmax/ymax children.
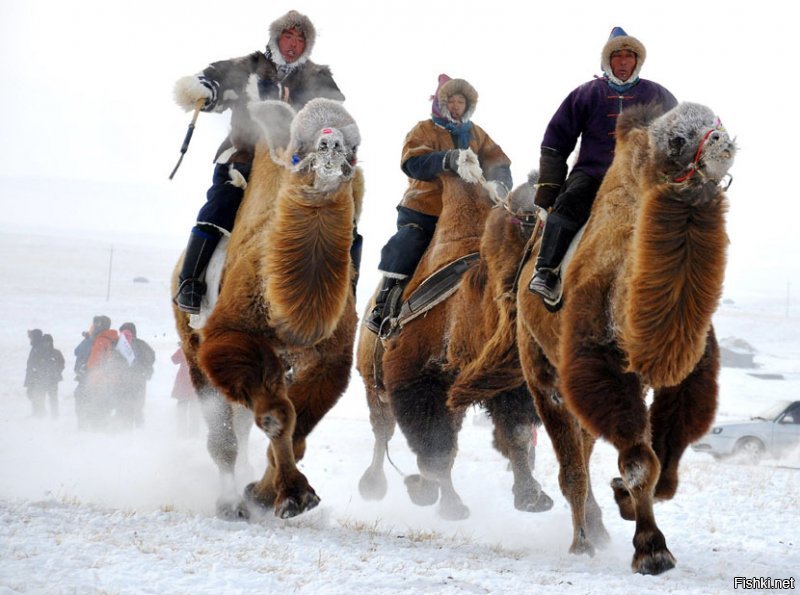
<box><xmin>673</xmin><ymin>122</ymin><xmax>722</xmax><ymax>183</ymax></box>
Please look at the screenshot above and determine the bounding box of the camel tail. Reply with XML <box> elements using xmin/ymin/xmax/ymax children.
<box><xmin>447</xmin><ymin>301</ymin><xmax>522</xmax><ymax>409</ymax></box>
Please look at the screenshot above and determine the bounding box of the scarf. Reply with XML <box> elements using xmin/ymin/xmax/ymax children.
<box><xmin>432</xmin><ymin>116</ymin><xmax>473</xmax><ymax>149</ymax></box>
<box><xmin>605</xmin><ymin>75</ymin><xmax>639</xmax><ymax>94</ymax></box>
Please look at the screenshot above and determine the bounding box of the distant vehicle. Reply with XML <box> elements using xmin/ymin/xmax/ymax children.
<box><xmin>692</xmin><ymin>400</ymin><xmax>800</xmax><ymax>463</ymax></box>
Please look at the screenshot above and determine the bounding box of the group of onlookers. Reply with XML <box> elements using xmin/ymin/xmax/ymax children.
<box><xmin>25</xmin><ymin>316</ymin><xmax>201</xmax><ymax>435</ymax></box>
<box><xmin>26</xmin><ymin>316</ymin><xmax>154</xmax><ymax>430</ymax></box>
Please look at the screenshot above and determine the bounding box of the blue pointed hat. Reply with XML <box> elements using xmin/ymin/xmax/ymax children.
<box><xmin>609</xmin><ymin>26</ymin><xmax>628</xmax><ymax>39</ymax></box>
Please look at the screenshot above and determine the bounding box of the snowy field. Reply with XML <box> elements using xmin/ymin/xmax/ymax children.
<box><xmin>0</xmin><ymin>216</ymin><xmax>798</xmax><ymax>594</ymax></box>
<box><xmin>2</xmin><ymin>2</ymin><xmax>800</xmax><ymax>591</ymax></box>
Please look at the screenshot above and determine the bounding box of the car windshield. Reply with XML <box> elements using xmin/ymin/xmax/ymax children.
<box><xmin>752</xmin><ymin>400</ymin><xmax>792</xmax><ymax>421</ymax></box>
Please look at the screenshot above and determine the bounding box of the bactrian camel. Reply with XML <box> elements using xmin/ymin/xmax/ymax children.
<box><xmin>173</xmin><ymin>98</ymin><xmax>364</xmax><ymax>520</ymax></box>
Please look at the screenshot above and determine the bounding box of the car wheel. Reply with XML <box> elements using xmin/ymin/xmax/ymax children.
<box><xmin>734</xmin><ymin>438</ymin><xmax>765</xmax><ymax>464</ymax></box>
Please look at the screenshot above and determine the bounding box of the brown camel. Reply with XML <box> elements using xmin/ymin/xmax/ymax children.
<box><xmin>446</xmin><ymin>173</ymin><xmax>610</xmax><ymax>553</ymax></box>
<box><xmin>449</xmin><ymin>102</ymin><xmax>734</xmax><ymax>572</ymax></box>
<box><xmin>512</xmin><ymin>102</ymin><xmax>735</xmax><ymax>574</ymax></box>
<box><xmin>173</xmin><ymin>98</ymin><xmax>364</xmax><ymax>520</ymax></box>
<box><xmin>356</xmin><ymin>173</ymin><xmax>553</xmax><ymax>519</ymax></box>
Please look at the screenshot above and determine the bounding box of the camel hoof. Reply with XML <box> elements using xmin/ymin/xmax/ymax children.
<box><xmin>633</xmin><ymin>550</ymin><xmax>676</xmax><ymax>575</ymax></box>
<box><xmin>438</xmin><ymin>499</ymin><xmax>470</xmax><ymax>521</ymax></box>
<box><xmin>215</xmin><ymin>498</ymin><xmax>250</xmax><ymax>521</ymax></box>
<box><xmin>243</xmin><ymin>481</ymin><xmax>277</xmax><ymax>510</ymax></box>
<box><xmin>358</xmin><ymin>467</ymin><xmax>388</xmax><ymax>501</ymax></box>
<box><xmin>276</xmin><ymin>491</ymin><xmax>321</xmax><ymax>519</ymax></box>
<box><xmin>611</xmin><ymin>477</ymin><xmax>636</xmax><ymax>521</ymax></box>
<box><xmin>568</xmin><ymin>537</ymin><xmax>596</xmax><ymax>558</ymax></box>
<box><xmin>515</xmin><ymin>488</ymin><xmax>554</xmax><ymax>513</ymax></box>
<box><xmin>404</xmin><ymin>474</ymin><xmax>440</xmax><ymax>506</ymax></box>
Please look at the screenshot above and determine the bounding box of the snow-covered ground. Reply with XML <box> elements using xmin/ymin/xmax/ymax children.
<box><xmin>2</xmin><ymin>2</ymin><xmax>800</xmax><ymax>591</ymax></box>
<box><xmin>0</xmin><ymin>212</ymin><xmax>798</xmax><ymax>593</ymax></box>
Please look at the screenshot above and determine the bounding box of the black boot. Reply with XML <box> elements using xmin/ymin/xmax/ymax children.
<box><xmin>364</xmin><ymin>276</ymin><xmax>403</xmax><ymax>335</ymax></box>
<box><xmin>528</xmin><ymin>213</ymin><xmax>580</xmax><ymax>302</ymax></box>
<box><xmin>174</xmin><ymin>228</ymin><xmax>221</xmax><ymax>314</ymax></box>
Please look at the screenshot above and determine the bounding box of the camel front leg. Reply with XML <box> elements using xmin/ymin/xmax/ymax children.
<box><xmin>199</xmin><ymin>329</ymin><xmax>318</xmax><ymax>519</ymax></box>
<box><xmin>484</xmin><ymin>386</ymin><xmax>553</xmax><ymax>513</ymax></box>
<box><xmin>650</xmin><ymin>326</ymin><xmax>719</xmax><ymax>501</ymax></box>
<box><xmin>561</xmin><ymin>334</ymin><xmax>674</xmax><ymax>575</ymax></box>
<box><xmin>359</xmin><ymin>382</ymin><xmax>396</xmax><ymax>501</ymax></box>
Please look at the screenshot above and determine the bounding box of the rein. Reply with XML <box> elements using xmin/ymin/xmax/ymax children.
<box><xmin>673</xmin><ymin>123</ymin><xmax>722</xmax><ymax>184</ymax></box>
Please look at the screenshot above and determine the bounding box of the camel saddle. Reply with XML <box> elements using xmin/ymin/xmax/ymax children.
<box><xmin>378</xmin><ymin>252</ymin><xmax>480</xmax><ymax>340</ymax></box>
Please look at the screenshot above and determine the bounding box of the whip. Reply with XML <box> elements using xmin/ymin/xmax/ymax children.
<box><xmin>168</xmin><ymin>99</ymin><xmax>205</xmax><ymax>180</ymax></box>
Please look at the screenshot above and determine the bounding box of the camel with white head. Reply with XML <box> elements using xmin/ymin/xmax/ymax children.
<box><xmin>451</xmin><ymin>101</ymin><xmax>735</xmax><ymax>573</ymax></box>
<box><xmin>173</xmin><ymin>97</ymin><xmax>363</xmax><ymax>519</ymax></box>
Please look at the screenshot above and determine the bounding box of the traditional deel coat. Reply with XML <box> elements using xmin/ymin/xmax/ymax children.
<box><xmin>399</xmin><ymin>78</ymin><xmax>511</xmax><ymax>217</ymax></box>
<box><xmin>541</xmin><ymin>29</ymin><xmax>677</xmax><ymax>182</ymax></box>
<box><xmin>185</xmin><ymin>11</ymin><xmax>344</xmax><ymax>164</ymax></box>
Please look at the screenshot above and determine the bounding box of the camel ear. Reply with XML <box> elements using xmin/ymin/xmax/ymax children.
<box><xmin>248</xmin><ymin>100</ymin><xmax>296</xmax><ymax>159</ymax></box>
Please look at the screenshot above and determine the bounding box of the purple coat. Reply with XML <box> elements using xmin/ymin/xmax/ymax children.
<box><xmin>542</xmin><ymin>77</ymin><xmax>677</xmax><ymax>181</ymax></box>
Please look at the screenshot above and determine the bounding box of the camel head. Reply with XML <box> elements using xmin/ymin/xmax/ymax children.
<box><xmin>506</xmin><ymin>170</ymin><xmax>540</xmax><ymax>216</ymax></box>
<box><xmin>249</xmin><ymin>98</ymin><xmax>360</xmax><ymax>192</ymax></box>
<box><xmin>288</xmin><ymin>98</ymin><xmax>360</xmax><ymax>192</ymax></box>
<box><xmin>650</xmin><ymin>102</ymin><xmax>736</xmax><ymax>201</ymax></box>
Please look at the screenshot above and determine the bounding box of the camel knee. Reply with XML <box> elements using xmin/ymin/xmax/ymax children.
<box><xmin>618</xmin><ymin>444</ymin><xmax>660</xmax><ymax>495</ymax></box>
<box><xmin>256</xmin><ymin>399</ymin><xmax>296</xmax><ymax>439</ymax></box>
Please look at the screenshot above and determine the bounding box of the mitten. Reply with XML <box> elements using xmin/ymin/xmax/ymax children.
<box><xmin>443</xmin><ymin>148</ymin><xmax>483</xmax><ymax>184</ymax></box>
<box><xmin>173</xmin><ymin>75</ymin><xmax>219</xmax><ymax>112</ymax></box>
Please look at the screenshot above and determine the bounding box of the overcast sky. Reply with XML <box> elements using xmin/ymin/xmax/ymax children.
<box><xmin>1</xmin><ymin>0</ymin><xmax>798</xmax><ymax>304</ymax></box>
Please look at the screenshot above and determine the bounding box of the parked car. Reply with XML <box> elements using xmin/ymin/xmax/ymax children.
<box><xmin>692</xmin><ymin>400</ymin><xmax>800</xmax><ymax>463</ymax></box>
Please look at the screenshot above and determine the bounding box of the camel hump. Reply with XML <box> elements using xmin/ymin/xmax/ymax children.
<box><xmin>248</xmin><ymin>100</ymin><xmax>297</xmax><ymax>156</ymax></box>
<box><xmin>616</xmin><ymin>102</ymin><xmax>666</xmax><ymax>140</ymax></box>
<box><xmin>288</xmin><ymin>98</ymin><xmax>361</xmax><ymax>158</ymax></box>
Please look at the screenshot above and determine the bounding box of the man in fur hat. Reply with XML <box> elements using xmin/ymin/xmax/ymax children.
<box><xmin>527</xmin><ymin>27</ymin><xmax>677</xmax><ymax>305</ymax></box>
<box><xmin>364</xmin><ymin>74</ymin><xmax>512</xmax><ymax>334</ymax></box>
<box><xmin>172</xmin><ymin>10</ymin><xmax>348</xmax><ymax>314</ymax></box>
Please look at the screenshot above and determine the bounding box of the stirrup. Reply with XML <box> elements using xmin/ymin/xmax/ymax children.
<box><xmin>528</xmin><ymin>268</ymin><xmax>560</xmax><ymax>301</ymax></box>
<box><xmin>174</xmin><ymin>278</ymin><xmax>206</xmax><ymax>314</ymax></box>
<box><xmin>364</xmin><ymin>305</ymin><xmax>384</xmax><ymax>335</ymax></box>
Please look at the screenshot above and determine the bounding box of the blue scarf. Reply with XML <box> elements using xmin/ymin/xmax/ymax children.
<box><xmin>605</xmin><ymin>76</ymin><xmax>639</xmax><ymax>94</ymax></box>
<box><xmin>432</xmin><ymin>116</ymin><xmax>473</xmax><ymax>149</ymax></box>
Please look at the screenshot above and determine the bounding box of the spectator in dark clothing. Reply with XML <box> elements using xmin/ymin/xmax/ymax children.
<box><xmin>39</xmin><ymin>334</ymin><xmax>65</xmax><ymax>419</ymax></box>
<box><xmin>24</xmin><ymin>329</ymin><xmax>47</xmax><ymax>417</ymax></box>
<box><xmin>115</xmin><ymin>322</ymin><xmax>155</xmax><ymax>429</ymax></box>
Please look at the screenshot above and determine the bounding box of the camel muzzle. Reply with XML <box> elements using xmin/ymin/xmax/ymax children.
<box><xmin>308</xmin><ymin>127</ymin><xmax>353</xmax><ymax>191</ymax></box>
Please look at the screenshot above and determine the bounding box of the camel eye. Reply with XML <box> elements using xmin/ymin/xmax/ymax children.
<box><xmin>668</xmin><ymin>136</ymin><xmax>686</xmax><ymax>157</ymax></box>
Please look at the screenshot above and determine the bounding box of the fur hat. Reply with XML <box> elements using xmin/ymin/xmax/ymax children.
<box><xmin>267</xmin><ymin>10</ymin><xmax>317</xmax><ymax>67</ymax></box>
<box><xmin>601</xmin><ymin>26</ymin><xmax>646</xmax><ymax>85</ymax></box>
<box><xmin>437</xmin><ymin>77</ymin><xmax>478</xmax><ymax>123</ymax></box>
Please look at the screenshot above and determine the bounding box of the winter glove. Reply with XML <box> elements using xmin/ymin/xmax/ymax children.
<box><xmin>442</xmin><ymin>148</ymin><xmax>483</xmax><ymax>184</ymax></box>
<box><xmin>484</xmin><ymin>180</ymin><xmax>509</xmax><ymax>203</ymax></box>
<box><xmin>173</xmin><ymin>75</ymin><xmax>219</xmax><ymax>112</ymax></box>
<box><xmin>533</xmin><ymin>147</ymin><xmax>568</xmax><ymax>210</ymax></box>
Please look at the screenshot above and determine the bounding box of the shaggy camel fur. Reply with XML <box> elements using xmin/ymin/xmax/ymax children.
<box><xmin>356</xmin><ymin>174</ymin><xmax>553</xmax><ymax>519</ymax></box>
<box><xmin>512</xmin><ymin>102</ymin><xmax>734</xmax><ymax>574</ymax></box>
<box><xmin>446</xmin><ymin>175</ymin><xmax>610</xmax><ymax>551</ymax></box>
<box><xmin>449</xmin><ymin>102</ymin><xmax>734</xmax><ymax>572</ymax></box>
<box><xmin>174</xmin><ymin>98</ymin><xmax>363</xmax><ymax>519</ymax></box>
